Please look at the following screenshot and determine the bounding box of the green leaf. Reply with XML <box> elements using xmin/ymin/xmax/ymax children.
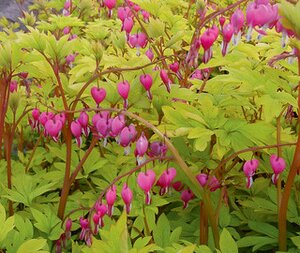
<box><xmin>220</xmin><ymin>228</ymin><xmax>238</xmax><ymax>253</ymax></box>
<box><xmin>153</xmin><ymin>213</ymin><xmax>171</xmax><ymax>248</ymax></box>
<box><xmin>248</xmin><ymin>221</ymin><xmax>278</xmax><ymax>238</ymax></box>
<box><xmin>17</xmin><ymin>239</ymin><xmax>48</xmax><ymax>253</ymax></box>
<box><xmin>237</xmin><ymin>236</ymin><xmax>277</xmax><ymax>249</ymax></box>
<box><xmin>291</xmin><ymin>236</ymin><xmax>300</xmax><ymax>249</ymax></box>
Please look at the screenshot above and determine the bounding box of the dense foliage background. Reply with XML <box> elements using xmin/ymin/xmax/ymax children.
<box><xmin>0</xmin><ymin>0</ymin><xmax>300</xmax><ymax>252</ymax></box>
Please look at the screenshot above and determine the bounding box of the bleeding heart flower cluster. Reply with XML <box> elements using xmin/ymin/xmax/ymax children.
<box><xmin>186</xmin><ymin>0</ymin><xmax>296</xmax><ymax>66</ymax></box>
<box><xmin>116</xmin><ymin>2</ymin><xmax>149</xmax><ymax>55</ymax></box>
<box><xmin>29</xmin><ymin>109</ymin><xmax>66</xmax><ymax>142</ymax></box>
<box><xmin>243</xmin><ymin>155</ymin><xmax>286</xmax><ymax>188</ymax></box>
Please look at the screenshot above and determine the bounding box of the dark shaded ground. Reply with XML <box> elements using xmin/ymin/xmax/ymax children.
<box><xmin>0</xmin><ymin>0</ymin><xmax>32</xmax><ymax>21</ymax></box>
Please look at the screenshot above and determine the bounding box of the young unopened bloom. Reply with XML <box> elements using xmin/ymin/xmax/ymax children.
<box><xmin>137</xmin><ymin>169</ymin><xmax>156</xmax><ymax>205</ymax></box>
<box><xmin>71</xmin><ymin>120</ymin><xmax>82</xmax><ymax>147</ymax></box>
<box><xmin>91</xmin><ymin>87</ymin><xmax>106</xmax><ymax>106</ymax></box>
<box><xmin>243</xmin><ymin>159</ymin><xmax>259</xmax><ymax>188</ymax></box>
<box><xmin>121</xmin><ymin>183</ymin><xmax>133</xmax><ymax>214</ymax></box>
<box><xmin>270</xmin><ymin>154</ymin><xmax>286</xmax><ymax>184</ymax></box>
<box><xmin>181</xmin><ymin>189</ymin><xmax>194</xmax><ymax>209</ymax></box>
<box><xmin>141</xmin><ymin>10</ymin><xmax>150</xmax><ymax>22</ymax></box>
<box><xmin>145</xmin><ymin>48</ymin><xmax>154</xmax><ymax>61</ymax></box>
<box><xmin>9</xmin><ymin>80</ymin><xmax>18</xmax><ymax>93</ymax></box>
<box><xmin>156</xmin><ymin>168</ymin><xmax>177</xmax><ymax>195</ymax></box>
<box><xmin>106</xmin><ymin>185</ymin><xmax>117</xmax><ymax>217</ymax></box>
<box><xmin>160</xmin><ymin>69</ymin><xmax>171</xmax><ymax>93</ymax></box>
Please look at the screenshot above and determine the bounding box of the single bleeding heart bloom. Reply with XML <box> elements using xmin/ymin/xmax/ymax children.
<box><xmin>111</xmin><ymin>114</ymin><xmax>125</xmax><ymax>137</ymax></box>
<box><xmin>196</xmin><ymin>173</ymin><xmax>208</xmax><ymax>187</ymax></box>
<box><xmin>117</xmin><ymin>7</ymin><xmax>131</xmax><ymax>21</ymax></box>
<box><xmin>221</xmin><ymin>23</ymin><xmax>234</xmax><ymax>56</ymax></box>
<box><xmin>208</xmin><ymin>176</ymin><xmax>221</xmax><ymax>192</ymax></box>
<box><xmin>63</xmin><ymin>26</ymin><xmax>71</xmax><ymax>35</ymax></box>
<box><xmin>64</xmin><ymin>0</ymin><xmax>71</xmax><ymax>9</ymax></box>
<box><xmin>65</xmin><ymin>53</ymin><xmax>76</xmax><ymax>67</ymax></box>
<box><xmin>103</xmin><ymin>0</ymin><xmax>116</xmax><ymax>9</ymax></box>
<box><xmin>39</xmin><ymin>112</ymin><xmax>54</xmax><ymax>127</ymax></box>
<box><xmin>106</xmin><ymin>185</ymin><xmax>117</xmax><ymax>217</ymax></box>
<box><xmin>96</xmin><ymin>117</ymin><xmax>111</xmax><ymax>139</ymax></box>
<box><xmin>9</xmin><ymin>80</ymin><xmax>18</xmax><ymax>93</ymax></box>
<box><xmin>169</xmin><ymin>62</ymin><xmax>179</xmax><ymax>73</ymax></box>
<box><xmin>140</xmin><ymin>74</ymin><xmax>153</xmax><ymax>100</ymax></box>
<box><xmin>119</xmin><ymin>127</ymin><xmax>131</xmax><ymax>148</ymax></box>
<box><xmin>94</xmin><ymin>202</ymin><xmax>107</xmax><ymax>227</ymax></box>
<box><xmin>45</xmin><ymin>119</ymin><xmax>62</xmax><ymax>142</ymax></box>
<box><xmin>65</xmin><ymin>218</ymin><xmax>72</xmax><ymax>239</ymax></box>
<box><xmin>243</xmin><ymin>159</ymin><xmax>259</xmax><ymax>188</ymax></box>
<box><xmin>18</xmin><ymin>72</ymin><xmax>28</xmax><ymax>79</ymax></box>
<box><xmin>141</xmin><ymin>10</ymin><xmax>150</xmax><ymax>22</ymax></box>
<box><xmin>230</xmin><ymin>9</ymin><xmax>244</xmax><ymax>45</ymax></box>
<box><xmin>91</xmin><ymin>87</ymin><xmax>106</xmax><ymax>105</ymax></box>
<box><xmin>121</xmin><ymin>183</ymin><xmax>133</xmax><ymax>214</ymax></box>
<box><xmin>71</xmin><ymin>120</ymin><xmax>82</xmax><ymax>147</ymax></box>
<box><xmin>145</xmin><ymin>48</ymin><xmax>154</xmax><ymax>61</ymax></box>
<box><xmin>137</xmin><ymin>169</ymin><xmax>156</xmax><ymax>205</ymax></box>
<box><xmin>128</xmin><ymin>33</ymin><xmax>148</xmax><ymax>55</ymax></box>
<box><xmin>172</xmin><ymin>181</ymin><xmax>183</xmax><ymax>191</ymax></box>
<box><xmin>30</xmin><ymin>108</ymin><xmax>40</xmax><ymax>131</ymax></box>
<box><xmin>147</xmin><ymin>141</ymin><xmax>167</xmax><ymax>158</ymax></box>
<box><xmin>78</xmin><ymin>111</ymin><xmax>90</xmax><ymax>137</ymax></box>
<box><xmin>160</xmin><ymin>69</ymin><xmax>171</xmax><ymax>92</ymax></box>
<box><xmin>190</xmin><ymin>69</ymin><xmax>203</xmax><ymax>80</ymax></box>
<box><xmin>270</xmin><ymin>154</ymin><xmax>286</xmax><ymax>184</ymax></box>
<box><xmin>92</xmin><ymin>213</ymin><xmax>100</xmax><ymax>235</ymax></box>
<box><xmin>156</xmin><ymin>167</ymin><xmax>177</xmax><ymax>195</ymax></box>
<box><xmin>122</xmin><ymin>17</ymin><xmax>134</xmax><ymax>34</ymax></box>
<box><xmin>181</xmin><ymin>189</ymin><xmax>194</xmax><ymax>209</ymax></box>
<box><xmin>55</xmin><ymin>113</ymin><xmax>66</xmax><ymax>125</ymax></box>
<box><xmin>117</xmin><ymin>80</ymin><xmax>130</xmax><ymax>108</ymax></box>
<box><xmin>79</xmin><ymin>217</ymin><xmax>89</xmax><ymax>239</ymax></box>
<box><xmin>200</xmin><ymin>28</ymin><xmax>217</xmax><ymax>63</ymax></box>
<box><xmin>135</xmin><ymin>132</ymin><xmax>148</xmax><ymax>165</ymax></box>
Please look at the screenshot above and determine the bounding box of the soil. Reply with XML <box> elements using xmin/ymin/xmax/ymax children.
<box><xmin>0</xmin><ymin>0</ymin><xmax>32</xmax><ymax>21</ymax></box>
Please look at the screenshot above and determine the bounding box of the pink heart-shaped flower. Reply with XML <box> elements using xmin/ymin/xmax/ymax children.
<box><xmin>91</xmin><ymin>87</ymin><xmax>106</xmax><ymax>105</ymax></box>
